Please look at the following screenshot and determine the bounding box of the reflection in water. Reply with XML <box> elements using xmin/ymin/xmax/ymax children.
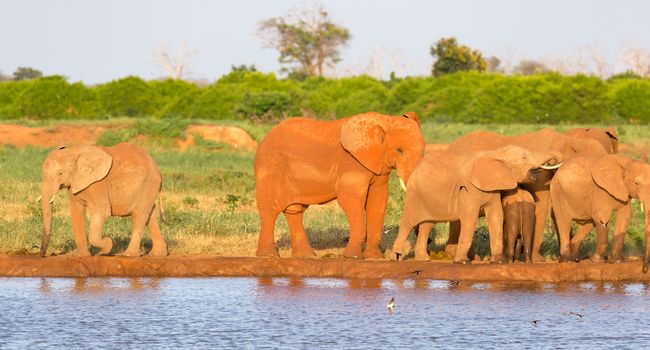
<box><xmin>2</xmin><ymin>277</ymin><xmax>650</xmax><ymax>349</ymax></box>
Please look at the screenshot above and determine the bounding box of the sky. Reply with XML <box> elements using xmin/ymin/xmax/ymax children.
<box><xmin>1</xmin><ymin>0</ymin><xmax>649</xmax><ymax>84</ymax></box>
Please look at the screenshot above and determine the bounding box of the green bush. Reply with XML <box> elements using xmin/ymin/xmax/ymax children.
<box><xmin>96</xmin><ymin>76</ymin><xmax>155</xmax><ymax>117</ymax></box>
<box><xmin>0</xmin><ymin>71</ymin><xmax>649</xmax><ymax>123</ymax></box>
<box><xmin>12</xmin><ymin>76</ymin><xmax>98</xmax><ymax>119</ymax></box>
<box><xmin>608</xmin><ymin>79</ymin><xmax>650</xmax><ymax>123</ymax></box>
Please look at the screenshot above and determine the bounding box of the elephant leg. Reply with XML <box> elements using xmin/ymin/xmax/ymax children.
<box><xmin>124</xmin><ymin>212</ymin><xmax>148</xmax><ymax>257</ymax></box>
<box><xmin>445</xmin><ymin>220</ymin><xmax>461</xmax><ymax>259</ymax></box>
<box><xmin>414</xmin><ymin>222</ymin><xmax>434</xmax><ymax>261</ymax></box>
<box><xmin>147</xmin><ymin>204</ymin><xmax>168</xmax><ymax>257</ymax></box>
<box><xmin>551</xmin><ymin>206</ymin><xmax>573</xmax><ymax>262</ymax></box>
<box><xmin>339</xmin><ymin>189</ymin><xmax>368</xmax><ymax>259</ymax></box>
<box><xmin>484</xmin><ymin>199</ymin><xmax>506</xmax><ymax>263</ymax></box>
<box><xmin>531</xmin><ymin>190</ymin><xmax>550</xmax><ymax>263</ymax></box>
<box><xmin>569</xmin><ymin>222</ymin><xmax>594</xmax><ymax>261</ymax></box>
<box><xmin>522</xmin><ymin>202</ymin><xmax>535</xmax><ymax>263</ymax></box>
<box><xmin>609</xmin><ymin>204</ymin><xmax>631</xmax><ymax>263</ymax></box>
<box><xmin>364</xmin><ymin>176</ymin><xmax>389</xmax><ymax>259</ymax></box>
<box><xmin>284</xmin><ymin>204</ymin><xmax>315</xmax><ymax>258</ymax></box>
<box><xmin>69</xmin><ymin>198</ymin><xmax>90</xmax><ymax>257</ymax></box>
<box><xmin>591</xmin><ymin>224</ymin><xmax>609</xmax><ymax>263</ymax></box>
<box><xmin>504</xmin><ymin>205</ymin><xmax>518</xmax><ymax>262</ymax></box>
<box><xmin>454</xmin><ymin>207</ymin><xmax>480</xmax><ymax>264</ymax></box>
<box><xmin>256</xmin><ymin>208</ymin><xmax>281</xmax><ymax>257</ymax></box>
<box><xmin>390</xmin><ymin>214</ymin><xmax>418</xmax><ymax>261</ymax></box>
<box><xmin>88</xmin><ymin>212</ymin><xmax>111</xmax><ymax>255</ymax></box>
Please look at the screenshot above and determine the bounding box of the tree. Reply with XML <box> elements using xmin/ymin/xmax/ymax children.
<box><xmin>0</xmin><ymin>71</ymin><xmax>11</xmax><ymax>81</ymax></box>
<box><xmin>231</xmin><ymin>64</ymin><xmax>257</xmax><ymax>72</ymax></box>
<box><xmin>485</xmin><ymin>56</ymin><xmax>502</xmax><ymax>73</ymax></box>
<box><xmin>13</xmin><ymin>67</ymin><xmax>42</xmax><ymax>81</ymax></box>
<box><xmin>430</xmin><ymin>37</ymin><xmax>486</xmax><ymax>77</ymax></box>
<box><xmin>258</xmin><ymin>3</ymin><xmax>350</xmax><ymax>76</ymax></box>
<box><xmin>619</xmin><ymin>43</ymin><xmax>650</xmax><ymax>78</ymax></box>
<box><xmin>152</xmin><ymin>44</ymin><xmax>196</xmax><ymax>80</ymax></box>
<box><xmin>514</xmin><ymin>60</ymin><xmax>549</xmax><ymax>75</ymax></box>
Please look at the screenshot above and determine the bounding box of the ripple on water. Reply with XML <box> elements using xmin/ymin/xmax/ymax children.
<box><xmin>1</xmin><ymin>277</ymin><xmax>650</xmax><ymax>349</ymax></box>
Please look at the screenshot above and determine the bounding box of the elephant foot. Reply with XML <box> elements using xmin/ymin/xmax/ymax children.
<box><xmin>98</xmin><ymin>238</ymin><xmax>113</xmax><ymax>255</ymax></box>
<box><xmin>388</xmin><ymin>250</ymin><xmax>403</xmax><ymax>261</ymax></box>
<box><xmin>414</xmin><ymin>253</ymin><xmax>431</xmax><ymax>262</ymax></box>
<box><xmin>363</xmin><ymin>247</ymin><xmax>384</xmax><ymax>260</ymax></box>
<box><xmin>589</xmin><ymin>254</ymin><xmax>605</xmax><ymax>263</ymax></box>
<box><xmin>453</xmin><ymin>258</ymin><xmax>471</xmax><ymax>265</ymax></box>
<box><xmin>490</xmin><ymin>254</ymin><xmax>507</xmax><ymax>264</ymax></box>
<box><xmin>343</xmin><ymin>246</ymin><xmax>363</xmax><ymax>259</ymax></box>
<box><xmin>444</xmin><ymin>245</ymin><xmax>457</xmax><ymax>259</ymax></box>
<box><xmin>606</xmin><ymin>255</ymin><xmax>624</xmax><ymax>263</ymax></box>
<box><xmin>558</xmin><ymin>254</ymin><xmax>577</xmax><ymax>263</ymax></box>
<box><xmin>73</xmin><ymin>249</ymin><xmax>91</xmax><ymax>257</ymax></box>
<box><xmin>122</xmin><ymin>249</ymin><xmax>141</xmax><ymax>257</ymax></box>
<box><xmin>256</xmin><ymin>245</ymin><xmax>280</xmax><ymax>257</ymax></box>
<box><xmin>531</xmin><ymin>253</ymin><xmax>546</xmax><ymax>263</ymax></box>
<box><xmin>148</xmin><ymin>246</ymin><xmax>169</xmax><ymax>257</ymax></box>
<box><xmin>291</xmin><ymin>248</ymin><xmax>316</xmax><ymax>259</ymax></box>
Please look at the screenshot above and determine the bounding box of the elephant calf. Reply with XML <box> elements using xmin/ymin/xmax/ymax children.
<box><xmin>390</xmin><ymin>145</ymin><xmax>561</xmax><ymax>264</ymax></box>
<box><xmin>502</xmin><ymin>188</ymin><xmax>535</xmax><ymax>262</ymax></box>
<box><xmin>40</xmin><ymin>143</ymin><xmax>168</xmax><ymax>257</ymax></box>
<box><xmin>550</xmin><ymin>154</ymin><xmax>650</xmax><ymax>270</ymax></box>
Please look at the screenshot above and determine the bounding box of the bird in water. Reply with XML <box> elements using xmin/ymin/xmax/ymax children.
<box><xmin>532</xmin><ymin>320</ymin><xmax>540</xmax><ymax>325</ymax></box>
<box><xmin>386</xmin><ymin>297</ymin><xmax>395</xmax><ymax>314</ymax></box>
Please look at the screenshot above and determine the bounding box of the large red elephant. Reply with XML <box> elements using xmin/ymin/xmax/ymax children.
<box><xmin>254</xmin><ymin>112</ymin><xmax>425</xmax><ymax>259</ymax></box>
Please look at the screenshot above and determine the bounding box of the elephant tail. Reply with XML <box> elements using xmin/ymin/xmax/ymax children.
<box><xmin>158</xmin><ymin>191</ymin><xmax>166</xmax><ymax>223</ymax></box>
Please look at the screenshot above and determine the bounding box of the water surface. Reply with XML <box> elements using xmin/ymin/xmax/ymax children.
<box><xmin>1</xmin><ymin>277</ymin><xmax>650</xmax><ymax>349</ymax></box>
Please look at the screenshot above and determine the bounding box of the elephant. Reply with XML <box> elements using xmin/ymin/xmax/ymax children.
<box><xmin>550</xmin><ymin>154</ymin><xmax>650</xmax><ymax>271</ymax></box>
<box><xmin>254</xmin><ymin>111</ymin><xmax>425</xmax><ymax>259</ymax></box>
<box><xmin>444</xmin><ymin>128</ymin><xmax>610</xmax><ymax>262</ymax></box>
<box><xmin>389</xmin><ymin>145</ymin><xmax>562</xmax><ymax>264</ymax></box>
<box><xmin>565</xmin><ymin>126</ymin><xmax>619</xmax><ymax>154</ymax></box>
<box><xmin>502</xmin><ymin>188</ymin><xmax>535</xmax><ymax>262</ymax></box>
<box><xmin>40</xmin><ymin>142</ymin><xmax>168</xmax><ymax>257</ymax></box>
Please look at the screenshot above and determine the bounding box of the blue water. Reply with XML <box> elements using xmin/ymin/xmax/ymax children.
<box><xmin>1</xmin><ymin>277</ymin><xmax>650</xmax><ymax>349</ymax></box>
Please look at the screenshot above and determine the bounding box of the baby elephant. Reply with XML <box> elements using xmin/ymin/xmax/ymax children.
<box><xmin>502</xmin><ymin>188</ymin><xmax>535</xmax><ymax>262</ymax></box>
<box><xmin>40</xmin><ymin>143</ymin><xmax>168</xmax><ymax>257</ymax></box>
<box><xmin>390</xmin><ymin>145</ymin><xmax>561</xmax><ymax>264</ymax></box>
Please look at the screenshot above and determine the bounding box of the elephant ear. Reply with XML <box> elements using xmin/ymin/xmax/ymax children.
<box><xmin>470</xmin><ymin>157</ymin><xmax>517</xmax><ymax>192</ymax></box>
<box><xmin>71</xmin><ymin>146</ymin><xmax>113</xmax><ymax>194</ymax></box>
<box><xmin>340</xmin><ymin>119</ymin><xmax>385</xmax><ymax>175</ymax></box>
<box><xmin>591</xmin><ymin>157</ymin><xmax>628</xmax><ymax>201</ymax></box>
<box><xmin>402</xmin><ymin>111</ymin><xmax>420</xmax><ymax>126</ymax></box>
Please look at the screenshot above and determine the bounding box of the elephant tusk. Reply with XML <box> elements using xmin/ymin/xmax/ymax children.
<box><xmin>642</xmin><ymin>202</ymin><xmax>645</xmax><ymax>213</ymax></box>
<box><xmin>35</xmin><ymin>195</ymin><xmax>42</xmax><ymax>202</ymax></box>
<box><xmin>48</xmin><ymin>196</ymin><xmax>55</xmax><ymax>204</ymax></box>
<box><xmin>399</xmin><ymin>178</ymin><xmax>407</xmax><ymax>192</ymax></box>
<box><xmin>539</xmin><ymin>162</ymin><xmax>563</xmax><ymax>170</ymax></box>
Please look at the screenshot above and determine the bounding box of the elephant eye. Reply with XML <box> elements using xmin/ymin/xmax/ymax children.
<box><xmin>396</xmin><ymin>147</ymin><xmax>404</xmax><ymax>155</ymax></box>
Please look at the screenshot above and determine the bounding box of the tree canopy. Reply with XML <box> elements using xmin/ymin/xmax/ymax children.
<box><xmin>258</xmin><ymin>4</ymin><xmax>350</xmax><ymax>77</ymax></box>
<box><xmin>430</xmin><ymin>37</ymin><xmax>486</xmax><ymax>77</ymax></box>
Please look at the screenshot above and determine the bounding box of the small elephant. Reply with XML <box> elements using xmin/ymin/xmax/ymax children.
<box><xmin>550</xmin><ymin>154</ymin><xmax>650</xmax><ymax>270</ymax></box>
<box><xmin>40</xmin><ymin>143</ymin><xmax>168</xmax><ymax>257</ymax></box>
<box><xmin>447</xmin><ymin>128</ymin><xmax>609</xmax><ymax>262</ymax></box>
<box><xmin>254</xmin><ymin>112</ymin><xmax>425</xmax><ymax>259</ymax></box>
<box><xmin>502</xmin><ymin>188</ymin><xmax>535</xmax><ymax>262</ymax></box>
<box><xmin>390</xmin><ymin>145</ymin><xmax>561</xmax><ymax>263</ymax></box>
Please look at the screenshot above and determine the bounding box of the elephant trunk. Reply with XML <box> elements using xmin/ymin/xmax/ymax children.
<box><xmin>40</xmin><ymin>181</ymin><xmax>57</xmax><ymax>257</ymax></box>
<box><xmin>644</xmin><ymin>209</ymin><xmax>650</xmax><ymax>273</ymax></box>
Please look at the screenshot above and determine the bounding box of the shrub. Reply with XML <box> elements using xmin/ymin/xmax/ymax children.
<box><xmin>96</xmin><ymin>76</ymin><xmax>155</xmax><ymax>117</ymax></box>
<box><xmin>13</xmin><ymin>76</ymin><xmax>98</xmax><ymax>119</ymax></box>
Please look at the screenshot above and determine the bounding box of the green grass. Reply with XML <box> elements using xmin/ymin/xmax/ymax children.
<box><xmin>0</xmin><ymin>119</ymin><xmax>649</xmax><ymax>259</ymax></box>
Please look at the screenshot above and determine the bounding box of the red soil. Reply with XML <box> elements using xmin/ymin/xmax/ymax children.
<box><xmin>1</xmin><ymin>255</ymin><xmax>648</xmax><ymax>281</ymax></box>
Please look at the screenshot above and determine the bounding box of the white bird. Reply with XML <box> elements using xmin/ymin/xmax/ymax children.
<box><xmin>386</xmin><ymin>297</ymin><xmax>395</xmax><ymax>313</ymax></box>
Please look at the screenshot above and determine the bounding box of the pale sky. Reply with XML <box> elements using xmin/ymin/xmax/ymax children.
<box><xmin>1</xmin><ymin>0</ymin><xmax>648</xmax><ymax>83</ymax></box>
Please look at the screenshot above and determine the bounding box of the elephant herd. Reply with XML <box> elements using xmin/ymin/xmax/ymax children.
<box><xmin>39</xmin><ymin>111</ymin><xmax>650</xmax><ymax>272</ymax></box>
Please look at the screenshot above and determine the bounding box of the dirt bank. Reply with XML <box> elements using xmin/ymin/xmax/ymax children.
<box><xmin>1</xmin><ymin>255</ymin><xmax>649</xmax><ymax>281</ymax></box>
<box><xmin>0</xmin><ymin>123</ymin><xmax>258</xmax><ymax>150</ymax></box>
